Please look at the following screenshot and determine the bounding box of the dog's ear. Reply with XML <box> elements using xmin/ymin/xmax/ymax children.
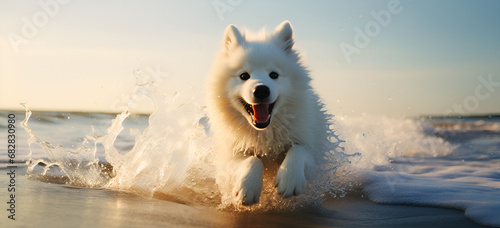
<box><xmin>273</xmin><ymin>21</ymin><xmax>294</xmax><ymax>53</ymax></box>
<box><xmin>223</xmin><ymin>24</ymin><xmax>244</xmax><ymax>54</ymax></box>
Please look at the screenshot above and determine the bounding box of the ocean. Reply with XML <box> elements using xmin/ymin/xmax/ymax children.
<box><xmin>1</xmin><ymin>99</ymin><xmax>499</xmax><ymax>227</ymax></box>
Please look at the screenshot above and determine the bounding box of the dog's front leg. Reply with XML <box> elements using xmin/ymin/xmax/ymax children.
<box><xmin>275</xmin><ymin>145</ymin><xmax>315</xmax><ymax>197</ymax></box>
<box><xmin>232</xmin><ymin>155</ymin><xmax>264</xmax><ymax>205</ymax></box>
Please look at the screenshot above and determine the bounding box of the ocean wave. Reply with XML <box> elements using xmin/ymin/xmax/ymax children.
<box><xmin>428</xmin><ymin>120</ymin><xmax>500</xmax><ymax>133</ymax></box>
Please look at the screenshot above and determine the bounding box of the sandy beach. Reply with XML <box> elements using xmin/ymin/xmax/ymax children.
<box><xmin>1</xmin><ymin>165</ymin><xmax>485</xmax><ymax>228</ymax></box>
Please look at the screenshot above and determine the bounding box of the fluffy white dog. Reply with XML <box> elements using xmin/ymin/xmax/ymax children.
<box><xmin>206</xmin><ymin>21</ymin><xmax>333</xmax><ymax>205</ymax></box>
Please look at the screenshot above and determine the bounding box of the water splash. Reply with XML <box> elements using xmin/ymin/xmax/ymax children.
<box><xmin>21</xmin><ymin>74</ymin><xmax>221</xmax><ymax>199</ymax></box>
<box><xmin>335</xmin><ymin>114</ymin><xmax>455</xmax><ymax>169</ymax></box>
<box><xmin>21</xmin><ymin>72</ymin><xmax>359</xmax><ymax>211</ymax></box>
<box><xmin>22</xmin><ymin>103</ymin><xmax>110</xmax><ymax>187</ymax></box>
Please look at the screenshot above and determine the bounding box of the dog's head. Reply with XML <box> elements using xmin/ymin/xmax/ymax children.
<box><xmin>211</xmin><ymin>21</ymin><xmax>305</xmax><ymax>130</ymax></box>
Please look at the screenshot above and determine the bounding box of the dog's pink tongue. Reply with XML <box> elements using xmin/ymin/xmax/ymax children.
<box><xmin>252</xmin><ymin>104</ymin><xmax>270</xmax><ymax>123</ymax></box>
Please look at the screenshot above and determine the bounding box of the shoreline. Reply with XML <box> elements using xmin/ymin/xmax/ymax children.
<box><xmin>0</xmin><ymin>166</ymin><xmax>485</xmax><ymax>228</ymax></box>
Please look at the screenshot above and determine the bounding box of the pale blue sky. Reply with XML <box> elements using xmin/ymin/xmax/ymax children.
<box><xmin>1</xmin><ymin>0</ymin><xmax>499</xmax><ymax>117</ymax></box>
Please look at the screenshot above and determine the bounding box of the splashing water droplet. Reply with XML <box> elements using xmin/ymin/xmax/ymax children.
<box><xmin>20</xmin><ymin>73</ymin><xmax>355</xmax><ymax>211</ymax></box>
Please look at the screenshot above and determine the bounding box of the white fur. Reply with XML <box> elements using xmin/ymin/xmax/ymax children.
<box><xmin>206</xmin><ymin>21</ymin><xmax>333</xmax><ymax>205</ymax></box>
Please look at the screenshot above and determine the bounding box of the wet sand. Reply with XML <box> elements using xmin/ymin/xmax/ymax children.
<box><xmin>0</xmin><ymin>166</ymin><xmax>485</xmax><ymax>228</ymax></box>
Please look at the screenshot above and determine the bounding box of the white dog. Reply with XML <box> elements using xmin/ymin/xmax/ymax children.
<box><xmin>206</xmin><ymin>21</ymin><xmax>333</xmax><ymax>205</ymax></box>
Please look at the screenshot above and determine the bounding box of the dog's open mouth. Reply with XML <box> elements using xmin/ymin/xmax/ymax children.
<box><xmin>240</xmin><ymin>98</ymin><xmax>276</xmax><ymax>129</ymax></box>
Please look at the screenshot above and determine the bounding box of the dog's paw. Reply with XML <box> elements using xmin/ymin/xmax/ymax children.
<box><xmin>274</xmin><ymin>146</ymin><xmax>313</xmax><ymax>198</ymax></box>
<box><xmin>233</xmin><ymin>177</ymin><xmax>262</xmax><ymax>205</ymax></box>
<box><xmin>232</xmin><ymin>157</ymin><xmax>263</xmax><ymax>205</ymax></box>
<box><xmin>275</xmin><ymin>163</ymin><xmax>306</xmax><ymax>198</ymax></box>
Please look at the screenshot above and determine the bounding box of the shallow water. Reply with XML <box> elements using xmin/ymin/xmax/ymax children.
<box><xmin>0</xmin><ymin>78</ymin><xmax>499</xmax><ymax>226</ymax></box>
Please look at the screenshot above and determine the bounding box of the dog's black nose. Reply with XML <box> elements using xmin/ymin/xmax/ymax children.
<box><xmin>253</xmin><ymin>85</ymin><xmax>270</xmax><ymax>100</ymax></box>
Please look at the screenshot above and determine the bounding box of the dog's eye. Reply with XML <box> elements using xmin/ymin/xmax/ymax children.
<box><xmin>239</xmin><ymin>72</ymin><xmax>250</xmax><ymax>80</ymax></box>
<box><xmin>269</xmin><ymin>71</ymin><xmax>279</xmax><ymax>79</ymax></box>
